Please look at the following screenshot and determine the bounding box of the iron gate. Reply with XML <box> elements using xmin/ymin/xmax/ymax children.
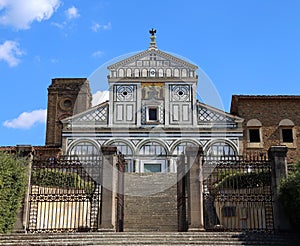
<box><xmin>27</xmin><ymin>155</ymin><xmax>102</xmax><ymax>232</ymax></box>
<box><xmin>203</xmin><ymin>155</ymin><xmax>274</xmax><ymax>232</ymax></box>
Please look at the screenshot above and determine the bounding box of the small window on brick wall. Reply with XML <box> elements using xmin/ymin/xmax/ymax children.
<box><xmin>282</xmin><ymin>128</ymin><xmax>293</xmax><ymax>143</ymax></box>
<box><xmin>249</xmin><ymin>129</ymin><xmax>261</xmax><ymax>143</ymax></box>
<box><xmin>279</xmin><ymin>119</ymin><xmax>295</xmax><ymax>147</ymax></box>
<box><xmin>246</xmin><ymin>119</ymin><xmax>263</xmax><ymax>148</ymax></box>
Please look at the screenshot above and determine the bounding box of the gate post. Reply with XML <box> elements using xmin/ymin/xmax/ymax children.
<box><xmin>268</xmin><ymin>146</ymin><xmax>290</xmax><ymax>231</ymax></box>
<box><xmin>186</xmin><ymin>146</ymin><xmax>205</xmax><ymax>232</ymax></box>
<box><xmin>177</xmin><ymin>154</ymin><xmax>187</xmax><ymax>231</ymax></box>
<box><xmin>99</xmin><ymin>146</ymin><xmax>118</xmax><ymax>231</ymax></box>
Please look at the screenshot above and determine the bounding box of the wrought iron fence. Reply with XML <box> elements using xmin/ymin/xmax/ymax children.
<box><xmin>203</xmin><ymin>155</ymin><xmax>274</xmax><ymax>232</ymax></box>
<box><xmin>27</xmin><ymin>155</ymin><xmax>102</xmax><ymax>233</ymax></box>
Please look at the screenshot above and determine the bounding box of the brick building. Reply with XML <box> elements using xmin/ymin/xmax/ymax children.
<box><xmin>45</xmin><ymin>78</ymin><xmax>92</xmax><ymax>147</ymax></box>
<box><xmin>230</xmin><ymin>95</ymin><xmax>300</xmax><ymax>164</ymax></box>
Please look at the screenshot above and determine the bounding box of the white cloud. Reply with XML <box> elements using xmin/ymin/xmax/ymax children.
<box><xmin>65</xmin><ymin>6</ymin><xmax>80</xmax><ymax>19</ymax></box>
<box><xmin>91</xmin><ymin>22</ymin><xmax>112</xmax><ymax>32</ymax></box>
<box><xmin>103</xmin><ymin>22</ymin><xmax>112</xmax><ymax>30</ymax></box>
<box><xmin>92</xmin><ymin>91</ymin><xmax>109</xmax><ymax>106</ymax></box>
<box><xmin>51</xmin><ymin>21</ymin><xmax>65</xmax><ymax>29</ymax></box>
<box><xmin>3</xmin><ymin>109</ymin><xmax>47</xmax><ymax>129</ymax></box>
<box><xmin>91</xmin><ymin>23</ymin><xmax>100</xmax><ymax>32</ymax></box>
<box><xmin>52</xmin><ymin>6</ymin><xmax>79</xmax><ymax>31</ymax></box>
<box><xmin>50</xmin><ymin>58</ymin><xmax>59</xmax><ymax>63</ymax></box>
<box><xmin>0</xmin><ymin>40</ymin><xmax>24</xmax><ymax>67</ymax></box>
<box><xmin>92</xmin><ymin>50</ymin><xmax>104</xmax><ymax>58</ymax></box>
<box><xmin>0</xmin><ymin>0</ymin><xmax>8</xmax><ymax>9</ymax></box>
<box><xmin>0</xmin><ymin>0</ymin><xmax>60</xmax><ymax>30</ymax></box>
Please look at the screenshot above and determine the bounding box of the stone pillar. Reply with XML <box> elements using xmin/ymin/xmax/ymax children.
<box><xmin>186</xmin><ymin>146</ymin><xmax>205</xmax><ymax>231</ymax></box>
<box><xmin>134</xmin><ymin>159</ymin><xmax>140</xmax><ymax>173</ymax></box>
<box><xmin>169</xmin><ymin>158</ymin><xmax>174</xmax><ymax>173</ymax></box>
<box><xmin>268</xmin><ymin>146</ymin><xmax>290</xmax><ymax>231</ymax></box>
<box><xmin>99</xmin><ymin>146</ymin><xmax>118</xmax><ymax>231</ymax></box>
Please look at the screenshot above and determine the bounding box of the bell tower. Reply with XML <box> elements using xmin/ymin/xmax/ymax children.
<box><xmin>45</xmin><ymin>78</ymin><xmax>92</xmax><ymax>147</ymax></box>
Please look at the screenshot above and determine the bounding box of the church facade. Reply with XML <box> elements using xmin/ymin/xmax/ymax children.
<box><xmin>2</xmin><ymin>30</ymin><xmax>299</xmax><ymax>233</ymax></box>
<box><xmin>46</xmin><ymin>31</ymin><xmax>244</xmax><ymax>173</ymax></box>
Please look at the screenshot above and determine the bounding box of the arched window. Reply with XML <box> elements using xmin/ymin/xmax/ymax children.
<box><xmin>118</xmin><ymin>69</ymin><xmax>124</xmax><ymax>77</ymax></box>
<box><xmin>139</xmin><ymin>142</ymin><xmax>167</xmax><ymax>156</ymax></box>
<box><xmin>134</xmin><ymin>69</ymin><xmax>139</xmax><ymax>77</ymax></box>
<box><xmin>206</xmin><ymin>142</ymin><xmax>236</xmax><ymax>157</ymax></box>
<box><xmin>247</xmin><ymin>119</ymin><xmax>263</xmax><ymax>147</ymax></box>
<box><xmin>181</xmin><ymin>69</ymin><xmax>187</xmax><ymax>77</ymax></box>
<box><xmin>142</xmin><ymin>69</ymin><xmax>148</xmax><ymax>77</ymax></box>
<box><xmin>138</xmin><ymin>141</ymin><xmax>168</xmax><ymax>173</ymax></box>
<box><xmin>110</xmin><ymin>141</ymin><xmax>134</xmax><ymax>172</ymax></box>
<box><xmin>126</xmin><ymin>69</ymin><xmax>132</xmax><ymax>77</ymax></box>
<box><xmin>172</xmin><ymin>141</ymin><xmax>199</xmax><ymax>156</ymax></box>
<box><xmin>111</xmin><ymin>141</ymin><xmax>133</xmax><ymax>156</ymax></box>
<box><xmin>69</xmin><ymin>141</ymin><xmax>100</xmax><ymax>162</ymax></box>
<box><xmin>174</xmin><ymin>69</ymin><xmax>180</xmax><ymax>77</ymax></box>
<box><xmin>158</xmin><ymin>69</ymin><xmax>164</xmax><ymax>77</ymax></box>
<box><xmin>279</xmin><ymin>119</ymin><xmax>295</xmax><ymax>146</ymax></box>
<box><xmin>166</xmin><ymin>69</ymin><xmax>172</xmax><ymax>77</ymax></box>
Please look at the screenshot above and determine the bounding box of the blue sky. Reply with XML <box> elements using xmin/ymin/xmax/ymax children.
<box><xmin>0</xmin><ymin>0</ymin><xmax>300</xmax><ymax>146</ymax></box>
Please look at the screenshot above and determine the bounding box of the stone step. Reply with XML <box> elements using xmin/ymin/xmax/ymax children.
<box><xmin>0</xmin><ymin>232</ymin><xmax>297</xmax><ymax>246</ymax></box>
<box><xmin>124</xmin><ymin>173</ymin><xmax>178</xmax><ymax>232</ymax></box>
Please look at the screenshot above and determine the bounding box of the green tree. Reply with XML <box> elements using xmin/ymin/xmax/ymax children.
<box><xmin>279</xmin><ymin>161</ymin><xmax>300</xmax><ymax>231</ymax></box>
<box><xmin>0</xmin><ymin>151</ymin><xmax>28</xmax><ymax>233</ymax></box>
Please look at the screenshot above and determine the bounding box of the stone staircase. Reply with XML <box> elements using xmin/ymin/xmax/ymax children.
<box><xmin>0</xmin><ymin>232</ymin><xmax>298</xmax><ymax>245</ymax></box>
<box><xmin>124</xmin><ymin>173</ymin><xmax>178</xmax><ymax>232</ymax></box>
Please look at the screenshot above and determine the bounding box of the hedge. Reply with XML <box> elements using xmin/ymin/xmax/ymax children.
<box><xmin>214</xmin><ymin>170</ymin><xmax>271</xmax><ymax>190</ymax></box>
<box><xmin>0</xmin><ymin>152</ymin><xmax>28</xmax><ymax>233</ymax></box>
<box><xmin>31</xmin><ymin>168</ymin><xmax>95</xmax><ymax>196</ymax></box>
<box><xmin>279</xmin><ymin>161</ymin><xmax>300</xmax><ymax>231</ymax></box>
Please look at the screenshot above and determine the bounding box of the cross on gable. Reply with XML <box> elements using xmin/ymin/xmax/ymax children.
<box><xmin>149</xmin><ymin>28</ymin><xmax>156</xmax><ymax>36</ymax></box>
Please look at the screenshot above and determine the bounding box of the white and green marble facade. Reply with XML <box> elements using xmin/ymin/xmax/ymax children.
<box><xmin>61</xmin><ymin>33</ymin><xmax>243</xmax><ymax>173</ymax></box>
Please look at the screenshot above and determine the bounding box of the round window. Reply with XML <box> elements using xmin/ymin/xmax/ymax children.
<box><xmin>60</xmin><ymin>98</ymin><xmax>73</xmax><ymax>110</ymax></box>
<box><xmin>64</xmin><ymin>99</ymin><xmax>72</xmax><ymax>108</ymax></box>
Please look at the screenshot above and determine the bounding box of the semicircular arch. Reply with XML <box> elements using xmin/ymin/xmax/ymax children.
<box><xmin>136</xmin><ymin>139</ymin><xmax>170</xmax><ymax>156</ymax></box>
<box><xmin>67</xmin><ymin>139</ymin><xmax>100</xmax><ymax>156</ymax></box>
<box><xmin>104</xmin><ymin>139</ymin><xmax>134</xmax><ymax>156</ymax></box>
<box><xmin>170</xmin><ymin>139</ymin><xmax>202</xmax><ymax>155</ymax></box>
<box><xmin>204</xmin><ymin>139</ymin><xmax>238</xmax><ymax>156</ymax></box>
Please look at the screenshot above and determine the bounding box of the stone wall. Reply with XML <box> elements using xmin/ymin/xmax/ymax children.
<box><xmin>45</xmin><ymin>78</ymin><xmax>92</xmax><ymax>147</ymax></box>
<box><xmin>123</xmin><ymin>173</ymin><xmax>178</xmax><ymax>232</ymax></box>
<box><xmin>231</xmin><ymin>95</ymin><xmax>300</xmax><ymax>164</ymax></box>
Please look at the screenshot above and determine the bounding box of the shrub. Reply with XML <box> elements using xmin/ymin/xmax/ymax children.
<box><xmin>31</xmin><ymin>168</ymin><xmax>95</xmax><ymax>196</ymax></box>
<box><xmin>279</xmin><ymin>161</ymin><xmax>300</xmax><ymax>231</ymax></box>
<box><xmin>214</xmin><ymin>170</ymin><xmax>271</xmax><ymax>189</ymax></box>
<box><xmin>0</xmin><ymin>152</ymin><xmax>28</xmax><ymax>233</ymax></box>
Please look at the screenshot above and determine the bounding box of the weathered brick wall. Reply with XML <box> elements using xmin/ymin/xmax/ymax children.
<box><xmin>45</xmin><ymin>78</ymin><xmax>92</xmax><ymax>147</ymax></box>
<box><xmin>231</xmin><ymin>96</ymin><xmax>300</xmax><ymax>164</ymax></box>
<box><xmin>124</xmin><ymin>173</ymin><xmax>178</xmax><ymax>232</ymax></box>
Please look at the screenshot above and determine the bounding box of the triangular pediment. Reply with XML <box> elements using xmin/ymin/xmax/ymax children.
<box><xmin>108</xmin><ymin>49</ymin><xmax>198</xmax><ymax>70</ymax></box>
<box><xmin>62</xmin><ymin>102</ymin><xmax>109</xmax><ymax>126</ymax></box>
<box><xmin>107</xmin><ymin>49</ymin><xmax>198</xmax><ymax>80</ymax></box>
<box><xmin>197</xmin><ymin>102</ymin><xmax>243</xmax><ymax>127</ymax></box>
